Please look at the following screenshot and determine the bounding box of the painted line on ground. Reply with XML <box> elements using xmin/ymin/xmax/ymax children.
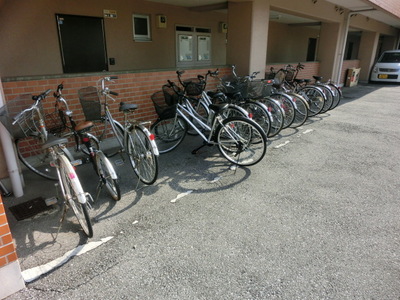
<box><xmin>274</xmin><ymin>141</ymin><xmax>290</xmax><ymax>149</ymax></box>
<box><xmin>22</xmin><ymin>236</ymin><xmax>114</xmax><ymax>283</ymax></box>
<box><xmin>171</xmin><ymin>190</ymin><xmax>193</xmax><ymax>203</ymax></box>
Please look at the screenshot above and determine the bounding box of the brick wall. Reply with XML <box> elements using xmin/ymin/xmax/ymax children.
<box><xmin>0</xmin><ymin>196</ymin><xmax>17</xmax><ymax>267</ymax></box>
<box><xmin>2</xmin><ymin>68</ymin><xmax>229</xmax><ymax>127</ymax></box>
<box><xmin>265</xmin><ymin>62</ymin><xmax>321</xmax><ymax>82</ymax></box>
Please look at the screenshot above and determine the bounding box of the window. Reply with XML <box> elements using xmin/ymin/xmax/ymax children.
<box><xmin>176</xmin><ymin>26</ymin><xmax>211</xmax><ymax>67</ymax></box>
<box><xmin>133</xmin><ymin>14</ymin><xmax>151</xmax><ymax>41</ymax></box>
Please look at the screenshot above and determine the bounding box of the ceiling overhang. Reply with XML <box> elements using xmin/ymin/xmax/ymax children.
<box><xmin>146</xmin><ymin>0</ymin><xmax>400</xmax><ymax>29</ymax></box>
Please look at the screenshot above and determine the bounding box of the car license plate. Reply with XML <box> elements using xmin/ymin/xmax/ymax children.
<box><xmin>378</xmin><ymin>74</ymin><xmax>388</xmax><ymax>79</ymax></box>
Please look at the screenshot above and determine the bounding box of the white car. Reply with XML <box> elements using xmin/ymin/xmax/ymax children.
<box><xmin>370</xmin><ymin>50</ymin><xmax>400</xmax><ymax>83</ymax></box>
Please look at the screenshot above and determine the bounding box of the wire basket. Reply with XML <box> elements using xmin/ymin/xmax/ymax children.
<box><xmin>0</xmin><ymin>94</ymin><xmax>43</xmax><ymax>139</ymax></box>
<box><xmin>246</xmin><ymin>80</ymin><xmax>272</xmax><ymax>99</ymax></box>
<box><xmin>78</xmin><ymin>86</ymin><xmax>102</xmax><ymax>121</ymax></box>
<box><xmin>182</xmin><ymin>78</ymin><xmax>206</xmax><ymax>96</ymax></box>
<box><xmin>44</xmin><ymin>110</ymin><xmax>66</xmax><ymax>135</ymax></box>
<box><xmin>284</xmin><ymin>69</ymin><xmax>296</xmax><ymax>82</ymax></box>
<box><xmin>151</xmin><ymin>85</ymin><xmax>179</xmax><ymax>120</ymax></box>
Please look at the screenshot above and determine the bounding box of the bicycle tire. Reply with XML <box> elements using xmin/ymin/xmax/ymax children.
<box><xmin>186</xmin><ymin>98</ymin><xmax>209</xmax><ymax>136</ymax></box>
<box><xmin>327</xmin><ymin>83</ymin><xmax>342</xmax><ymax>109</ymax></box>
<box><xmin>151</xmin><ymin>116</ymin><xmax>187</xmax><ymax>154</ymax></box>
<box><xmin>96</xmin><ymin>151</ymin><xmax>121</xmax><ymax>201</ymax></box>
<box><xmin>221</xmin><ymin>104</ymin><xmax>249</xmax><ymax>119</ymax></box>
<box><xmin>287</xmin><ymin>93</ymin><xmax>309</xmax><ymax>128</ymax></box>
<box><xmin>269</xmin><ymin>93</ymin><xmax>295</xmax><ymax>128</ymax></box>
<box><xmin>58</xmin><ymin>154</ymin><xmax>93</xmax><ymax>237</ymax></box>
<box><xmin>216</xmin><ymin>116</ymin><xmax>267</xmax><ymax>166</ymax></box>
<box><xmin>261</xmin><ymin>97</ymin><xmax>284</xmax><ymax>137</ymax></box>
<box><xmin>127</xmin><ymin>126</ymin><xmax>159</xmax><ymax>185</ymax></box>
<box><xmin>317</xmin><ymin>84</ymin><xmax>334</xmax><ymax>113</ymax></box>
<box><xmin>242</xmin><ymin>101</ymin><xmax>271</xmax><ymax>136</ymax></box>
<box><xmin>298</xmin><ymin>86</ymin><xmax>325</xmax><ymax>116</ymax></box>
<box><xmin>16</xmin><ymin>136</ymin><xmax>73</xmax><ymax>180</ymax></box>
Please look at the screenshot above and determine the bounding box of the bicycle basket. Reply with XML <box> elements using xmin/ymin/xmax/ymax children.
<box><xmin>285</xmin><ymin>70</ymin><xmax>295</xmax><ymax>82</ymax></box>
<box><xmin>43</xmin><ymin>110</ymin><xmax>66</xmax><ymax>135</ymax></box>
<box><xmin>183</xmin><ymin>78</ymin><xmax>205</xmax><ymax>96</ymax></box>
<box><xmin>78</xmin><ymin>86</ymin><xmax>102</xmax><ymax>121</ymax></box>
<box><xmin>246</xmin><ymin>80</ymin><xmax>270</xmax><ymax>99</ymax></box>
<box><xmin>0</xmin><ymin>94</ymin><xmax>43</xmax><ymax>139</ymax></box>
<box><xmin>151</xmin><ymin>90</ymin><xmax>177</xmax><ymax>120</ymax></box>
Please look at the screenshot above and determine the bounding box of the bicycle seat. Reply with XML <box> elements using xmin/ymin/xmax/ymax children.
<box><xmin>42</xmin><ymin>136</ymin><xmax>68</xmax><ymax>150</ymax></box>
<box><xmin>119</xmin><ymin>102</ymin><xmax>138</xmax><ymax>112</ymax></box>
<box><xmin>313</xmin><ymin>76</ymin><xmax>323</xmax><ymax>81</ymax></box>
<box><xmin>209</xmin><ymin>103</ymin><xmax>229</xmax><ymax>113</ymax></box>
<box><xmin>294</xmin><ymin>79</ymin><xmax>305</xmax><ymax>84</ymax></box>
<box><xmin>304</xmin><ymin>79</ymin><xmax>312</xmax><ymax>83</ymax></box>
<box><xmin>75</xmin><ymin>121</ymin><xmax>94</xmax><ymax>133</ymax></box>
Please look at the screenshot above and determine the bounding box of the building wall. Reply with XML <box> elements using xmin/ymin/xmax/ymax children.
<box><xmin>0</xmin><ymin>0</ymin><xmax>228</xmax><ymax>77</ymax></box>
<box><xmin>267</xmin><ymin>22</ymin><xmax>320</xmax><ymax>63</ymax></box>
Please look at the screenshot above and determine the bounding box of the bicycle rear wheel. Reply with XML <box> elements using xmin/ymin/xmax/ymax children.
<box><xmin>269</xmin><ymin>93</ymin><xmax>295</xmax><ymax>129</ymax></box>
<box><xmin>151</xmin><ymin>116</ymin><xmax>187</xmax><ymax>154</ymax></box>
<box><xmin>288</xmin><ymin>93</ymin><xmax>309</xmax><ymax>128</ymax></box>
<box><xmin>96</xmin><ymin>151</ymin><xmax>121</xmax><ymax>201</ymax></box>
<box><xmin>59</xmin><ymin>154</ymin><xmax>93</xmax><ymax>237</ymax></box>
<box><xmin>317</xmin><ymin>84</ymin><xmax>334</xmax><ymax>113</ymax></box>
<box><xmin>16</xmin><ymin>136</ymin><xmax>73</xmax><ymax>180</ymax></box>
<box><xmin>216</xmin><ymin>116</ymin><xmax>267</xmax><ymax>166</ymax></box>
<box><xmin>328</xmin><ymin>83</ymin><xmax>342</xmax><ymax>109</ymax></box>
<box><xmin>261</xmin><ymin>97</ymin><xmax>284</xmax><ymax>137</ymax></box>
<box><xmin>298</xmin><ymin>86</ymin><xmax>325</xmax><ymax>116</ymax></box>
<box><xmin>242</xmin><ymin>101</ymin><xmax>271</xmax><ymax>136</ymax></box>
<box><xmin>127</xmin><ymin>126</ymin><xmax>159</xmax><ymax>185</ymax></box>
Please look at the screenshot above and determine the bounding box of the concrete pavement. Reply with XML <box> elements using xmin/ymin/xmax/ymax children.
<box><xmin>3</xmin><ymin>81</ymin><xmax>400</xmax><ymax>299</ymax></box>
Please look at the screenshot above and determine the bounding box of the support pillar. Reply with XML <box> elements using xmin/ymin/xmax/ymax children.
<box><xmin>227</xmin><ymin>0</ymin><xmax>269</xmax><ymax>78</ymax></box>
<box><xmin>358</xmin><ymin>31</ymin><xmax>380</xmax><ymax>81</ymax></box>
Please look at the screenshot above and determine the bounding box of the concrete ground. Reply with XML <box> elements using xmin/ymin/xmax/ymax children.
<box><xmin>3</xmin><ymin>82</ymin><xmax>400</xmax><ymax>299</ymax></box>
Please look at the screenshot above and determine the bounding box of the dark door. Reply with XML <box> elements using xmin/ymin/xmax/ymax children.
<box><xmin>56</xmin><ymin>14</ymin><xmax>108</xmax><ymax>73</ymax></box>
<box><xmin>306</xmin><ymin>38</ymin><xmax>317</xmax><ymax>62</ymax></box>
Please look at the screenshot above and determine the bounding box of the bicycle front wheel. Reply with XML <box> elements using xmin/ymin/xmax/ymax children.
<box><xmin>96</xmin><ymin>151</ymin><xmax>121</xmax><ymax>201</ymax></box>
<box><xmin>216</xmin><ymin>116</ymin><xmax>267</xmax><ymax>166</ymax></box>
<box><xmin>16</xmin><ymin>136</ymin><xmax>72</xmax><ymax>180</ymax></box>
<box><xmin>127</xmin><ymin>126</ymin><xmax>159</xmax><ymax>185</ymax></box>
<box><xmin>151</xmin><ymin>116</ymin><xmax>187</xmax><ymax>154</ymax></box>
<box><xmin>58</xmin><ymin>154</ymin><xmax>93</xmax><ymax>237</ymax></box>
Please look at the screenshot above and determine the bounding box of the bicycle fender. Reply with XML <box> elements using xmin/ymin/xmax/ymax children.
<box><xmin>140</xmin><ymin>126</ymin><xmax>160</xmax><ymax>156</ymax></box>
<box><xmin>96</xmin><ymin>152</ymin><xmax>118</xmax><ymax>180</ymax></box>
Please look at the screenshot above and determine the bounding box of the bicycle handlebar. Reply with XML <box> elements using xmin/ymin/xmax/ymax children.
<box><xmin>12</xmin><ymin>90</ymin><xmax>50</xmax><ymax>124</ymax></box>
<box><xmin>32</xmin><ymin>89</ymin><xmax>51</xmax><ymax>101</ymax></box>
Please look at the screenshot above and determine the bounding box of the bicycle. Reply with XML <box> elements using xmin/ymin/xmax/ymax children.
<box><xmin>151</xmin><ymin>80</ymin><xmax>267</xmax><ymax>166</ymax></box>
<box><xmin>174</xmin><ymin>70</ymin><xmax>250</xmax><ymax>135</ymax></box>
<box><xmin>78</xmin><ymin>76</ymin><xmax>159</xmax><ymax>185</ymax></box>
<box><xmin>0</xmin><ymin>91</ymin><xmax>73</xmax><ymax>180</ymax></box>
<box><xmin>53</xmin><ymin>83</ymin><xmax>121</xmax><ymax>201</ymax></box>
<box><xmin>0</xmin><ymin>90</ymin><xmax>93</xmax><ymax>237</ymax></box>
